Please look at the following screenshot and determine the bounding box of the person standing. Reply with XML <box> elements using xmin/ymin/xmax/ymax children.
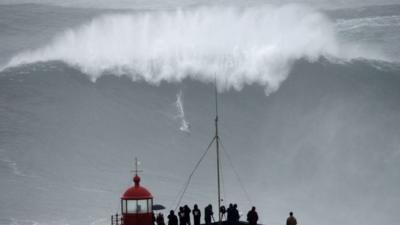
<box><xmin>157</xmin><ymin>213</ymin><xmax>166</xmax><ymax>225</ymax></box>
<box><xmin>184</xmin><ymin>205</ymin><xmax>192</xmax><ymax>225</ymax></box>
<box><xmin>204</xmin><ymin>204</ymin><xmax>214</xmax><ymax>225</ymax></box>
<box><xmin>286</xmin><ymin>212</ymin><xmax>297</xmax><ymax>225</ymax></box>
<box><xmin>227</xmin><ymin>204</ymin><xmax>234</xmax><ymax>223</ymax></box>
<box><xmin>246</xmin><ymin>207</ymin><xmax>258</xmax><ymax>225</ymax></box>
<box><xmin>153</xmin><ymin>213</ymin><xmax>157</xmax><ymax>225</ymax></box>
<box><xmin>179</xmin><ymin>207</ymin><xmax>186</xmax><ymax>225</ymax></box>
<box><xmin>220</xmin><ymin>205</ymin><xmax>226</xmax><ymax>221</ymax></box>
<box><xmin>192</xmin><ymin>204</ymin><xmax>201</xmax><ymax>225</ymax></box>
<box><xmin>233</xmin><ymin>204</ymin><xmax>240</xmax><ymax>223</ymax></box>
<box><xmin>168</xmin><ymin>210</ymin><xmax>178</xmax><ymax>225</ymax></box>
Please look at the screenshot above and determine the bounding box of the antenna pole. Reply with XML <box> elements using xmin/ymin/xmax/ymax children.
<box><xmin>132</xmin><ymin>157</ymin><xmax>142</xmax><ymax>176</ymax></box>
<box><xmin>215</xmin><ymin>76</ymin><xmax>222</xmax><ymax>225</ymax></box>
<box><xmin>134</xmin><ymin>157</ymin><xmax>138</xmax><ymax>176</ymax></box>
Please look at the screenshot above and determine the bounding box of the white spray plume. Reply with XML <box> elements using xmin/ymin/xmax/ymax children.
<box><xmin>3</xmin><ymin>5</ymin><xmax>385</xmax><ymax>94</ymax></box>
<box><xmin>175</xmin><ymin>90</ymin><xmax>191</xmax><ymax>133</ymax></box>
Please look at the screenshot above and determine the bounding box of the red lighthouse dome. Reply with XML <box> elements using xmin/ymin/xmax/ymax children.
<box><xmin>120</xmin><ymin>159</ymin><xmax>154</xmax><ymax>225</ymax></box>
<box><xmin>122</xmin><ymin>175</ymin><xmax>153</xmax><ymax>200</ymax></box>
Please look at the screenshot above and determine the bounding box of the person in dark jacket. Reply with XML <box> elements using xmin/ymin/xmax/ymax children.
<box><xmin>157</xmin><ymin>213</ymin><xmax>166</xmax><ymax>225</ymax></box>
<box><xmin>220</xmin><ymin>205</ymin><xmax>226</xmax><ymax>221</ymax></box>
<box><xmin>184</xmin><ymin>205</ymin><xmax>192</xmax><ymax>225</ymax></box>
<box><xmin>179</xmin><ymin>207</ymin><xmax>186</xmax><ymax>225</ymax></box>
<box><xmin>247</xmin><ymin>207</ymin><xmax>258</xmax><ymax>225</ymax></box>
<box><xmin>153</xmin><ymin>213</ymin><xmax>157</xmax><ymax>225</ymax></box>
<box><xmin>227</xmin><ymin>204</ymin><xmax>234</xmax><ymax>223</ymax></box>
<box><xmin>286</xmin><ymin>212</ymin><xmax>297</xmax><ymax>225</ymax></box>
<box><xmin>192</xmin><ymin>204</ymin><xmax>201</xmax><ymax>225</ymax></box>
<box><xmin>168</xmin><ymin>210</ymin><xmax>178</xmax><ymax>225</ymax></box>
<box><xmin>204</xmin><ymin>204</ymin><xmax>214</xmax><ymax>225</ymax></box>
<box><xmin>233</xmin><ymin>204</ymin><xmax>240</xmax><ymax>222</ymax></box>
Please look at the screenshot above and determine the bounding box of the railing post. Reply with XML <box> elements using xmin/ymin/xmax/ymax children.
<box><xmin>112</xmin><ymin>213</ymin><xmax>123</xmax><ymax>225</ymax></box>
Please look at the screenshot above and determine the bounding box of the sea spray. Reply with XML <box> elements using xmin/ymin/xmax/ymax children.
<box><xmin>3</xmin><ymin>5</ymin><xmax>386</xmax><ymax>94</ymax></box>
<box><xmin>175</xmin><ymin>90</ymin><xmax>191</xmax><ymax>133</ymax></box>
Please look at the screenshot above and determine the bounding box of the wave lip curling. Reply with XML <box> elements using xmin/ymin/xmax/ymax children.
<box><xmin>3</xmin><ymin>5</ymin><xmax>382</xmax><ymax>94</ymax></box>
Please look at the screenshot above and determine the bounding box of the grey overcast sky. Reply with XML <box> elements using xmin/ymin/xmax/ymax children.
<box><xmin>0</xmin><ymin>0</ymin><xmax>400</xmax><ymax>9</ymax></box>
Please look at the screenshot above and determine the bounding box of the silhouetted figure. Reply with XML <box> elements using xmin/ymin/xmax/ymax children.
<box><xmin>179</xmin><ymin>207</ymin><xmax>186</xmax><ymax>225</ymax></box>
<box><xmin>247</xmin><ymin>207</ymin><xmax>258</xmax><ymax>225</ymax></box>
<box><xmin>157</xmin><ymin>213</ymin><xmax>166</xmax><ymax>225</ymax></box>
<box><xmin>168</xmin><ymin>210</ymin><xmax>178</xmax><ymax>225</ymax></box>
<box><xmin>153</xmin><ymin>213</ymin><xmax>157</xmax><ymax>225</ymax></box>
<box><xmin>184</xmin><ymin>205</ymin><xmax>192</xmax><ymax>225</ymax></box>
<box><xmin>233</xmin><ymin>204</ymin><xmax>240</xmax><ymax>222</ymax></box>
<box><xmin>204</xmin><ymin>204</ymin><xmax>214</xmax><ymax>225</ymax></box>
<box><xmin>220</xmin><ymin>205</ymin><xmax>226</xmax><ymax>220</ymax></box>
<box><xmin>286</xmin><ymin>212</ymin><xmax>297</xmax><ymax>225</ymax></box>
<box><xmin>192</xmin><ymin>204</ymin><xmax>201</xmax><ymax>225</ymax></box>
<box><xmin>227</xmin><ymin>204</ymin><xmax>234</xmax><ymax>223</ymax></box>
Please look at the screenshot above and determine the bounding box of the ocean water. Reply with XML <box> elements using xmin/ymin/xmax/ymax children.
<box><xmin>0</xmin><ymin>3</ymin><xmax>399</xmax><ymax>225</ymax></box>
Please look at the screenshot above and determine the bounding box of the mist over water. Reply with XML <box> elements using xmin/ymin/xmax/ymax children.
<box><xmin>3</xmin><ymin>5</ymin><xmax>388</xmax><ymax>94</ymax></box>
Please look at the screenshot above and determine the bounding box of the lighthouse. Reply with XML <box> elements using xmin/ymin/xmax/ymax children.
<box><xmin>120</xmin><ymin>158</ymin><xmax>154</xmax><ymax>225</ymax></box>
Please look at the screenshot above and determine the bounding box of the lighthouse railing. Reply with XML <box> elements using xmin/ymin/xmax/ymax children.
<box><xmin>111</xmin><ymin>213</ymin><xmax>123</xmax><ymax>225</ymax></box>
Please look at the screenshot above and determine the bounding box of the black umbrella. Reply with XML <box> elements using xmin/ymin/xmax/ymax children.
<box><xmin>153</xmin><ymin>204</ymin><xmax>166</xmax><ymax>211</ymax></box>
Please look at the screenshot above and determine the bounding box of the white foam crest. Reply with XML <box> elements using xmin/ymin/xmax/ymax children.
<box><xmin>3</xmin><ymin>5</ymin><xmax>382</xmax><ymax>93</ymax></box>
<box><xmin>9</xmin><ymin>218</ymin><xmax>43</xmax><ymax>225</ymax></box>
<box><xmin>336</xmin><ymin>15</ymin><xmax>400</xmax><ymax>31</ymax></box>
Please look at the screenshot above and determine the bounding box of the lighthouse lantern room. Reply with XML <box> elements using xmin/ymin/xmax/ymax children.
<box><xmin>120</xmin><ymin>158</ymin><xmax>153</xmax><ymax>225</ymax></box>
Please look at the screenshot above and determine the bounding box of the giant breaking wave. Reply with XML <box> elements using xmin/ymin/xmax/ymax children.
<box><xmin>2</xmin><ymin>5</ymin><xmax>386</xmax><ymax>94</ymax></box>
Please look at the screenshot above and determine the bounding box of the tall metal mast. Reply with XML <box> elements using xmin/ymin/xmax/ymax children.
<box><xmin>214</xmin><ymin>78</ymin><xmax>222</xmax><ymax>225</ymax></box>
<box><xmin>173</xmin><ymin>81</ymin><xmax>224</xmax><ymax>214</ymax></box>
